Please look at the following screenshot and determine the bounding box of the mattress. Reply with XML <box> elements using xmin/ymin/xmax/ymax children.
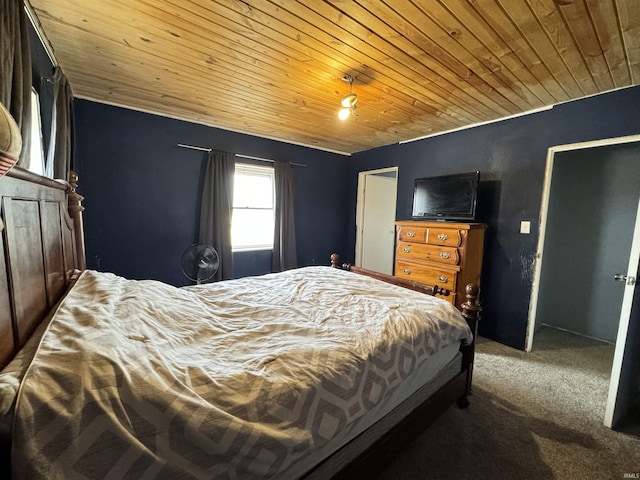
<box><xmin>8</xmin><ymin>266</ymin><xmax>472</xmax><ymax>479</ymax></box>
<box><xmin>294</xmin><ymin>346</ymin><xmax>462</xmax><ymax>479</ymax></box>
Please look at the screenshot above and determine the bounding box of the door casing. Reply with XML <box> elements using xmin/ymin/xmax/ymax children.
<box><xmin>526</xmin><ymin>134</ymin><xmax>640</xmax><ymax>351</ymax></box>
<box><xmin>355</xmin><ymin>167</ymin><xmax>398</xmax><ymax>273</ymax></box>
<box><xmin>526</xmin><ymin>134</ymin><xmax>640</xmax><ymax>428</ymax></box>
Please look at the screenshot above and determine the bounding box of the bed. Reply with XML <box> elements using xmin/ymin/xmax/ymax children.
<box><xmin>0</xmin><ymin>167</ymin><xmax>481</xmax><ymax>479</ymax></box>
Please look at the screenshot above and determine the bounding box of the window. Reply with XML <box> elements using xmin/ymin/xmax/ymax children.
<box><xmin>28</xmin><ymin>88</ymin><xmax>45</xmax><ymax>176</ymax></box>
<box><xmin>232</xmin><ymin>163</ymin><xmax>275</xmax><ymax>251</ymax></box>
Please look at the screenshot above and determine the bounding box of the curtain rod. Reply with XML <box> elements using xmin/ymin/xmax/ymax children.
<box><xmin>177</xmin><ymin>144</ymin><xmax>306</xmax><ymax>167</ymax></box>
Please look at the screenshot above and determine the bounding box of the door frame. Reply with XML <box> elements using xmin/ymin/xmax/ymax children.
<box><xmin>355</xmin><ymin>167</ymin><xmax>398</xmax><ymax>268</ymax></box>
<box><xmin>526</xmin><ymin>133</ymin><xmax>640</xmax><ymax>352</ymax></box>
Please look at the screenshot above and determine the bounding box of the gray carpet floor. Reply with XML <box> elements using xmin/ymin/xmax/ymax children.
<box><xmin>374</xmin><ymin>326</ymin><xmax>640</xmax><ymax>480</ymax></box>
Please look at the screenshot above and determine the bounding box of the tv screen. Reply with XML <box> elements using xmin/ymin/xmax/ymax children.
<box><xmin>411</xmin><ymin>171</ymin><xmax>479</xmax><ymax>221</ymax></box>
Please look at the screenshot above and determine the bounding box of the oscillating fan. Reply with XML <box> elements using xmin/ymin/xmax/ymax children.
<box><xmin>180</xmin><ymin>244</ymin><xmax>220</xmax><ymax>284</ymax></box>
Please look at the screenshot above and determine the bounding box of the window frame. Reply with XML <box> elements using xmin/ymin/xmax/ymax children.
<box><xmin>231</xmin><ymin>162</ymin><xmax>276</xmax><ymax>252</ymax></box>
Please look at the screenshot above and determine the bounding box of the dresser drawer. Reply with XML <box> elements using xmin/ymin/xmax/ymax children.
<box><xmin>395</xmin><ymin>260</ymin><xmax>458</xmax><ymax>290</ymax></box>
<box><xmin>426</xmin><ymin>227</ymin><xmax>462</xmax><ymax>247</ymax></box>
<box><xmin>397</xmin><ymin>224</ymin><xmax>427</xmax><ymax>243</ymax></box>
<box><xmin>396</xmin><ymin>242</ymin><xmax>460</xmax><ymax>266</ymax></box>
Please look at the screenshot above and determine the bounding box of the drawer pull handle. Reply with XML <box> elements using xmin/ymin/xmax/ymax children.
<box><xmin>439</xmin><ymin>252</ymin><xmax>451</xmax><ymax>259</ymax></box>
<box><xmin>438</xmin><ymin>275</ymin><xmax>448</xmax><ymax>283</ymax></box>
<box><xmin>402</xmin><ymin>246</ymin><xmax>411</xmax><ymax>253</ymax></box>
<box><xmin>406</xmin><ymin>231</ymin><xmax>416</xmax><ymax>238</ymax></box>
<box><xmin>403</xmin><ymin>268</ymin><xmax>411</xmax><ymax>275</ymax></box>
<box><xmin>437</xmin><ymin>233</ymin><xmax>448</xmax><ymax>241</ymax></box>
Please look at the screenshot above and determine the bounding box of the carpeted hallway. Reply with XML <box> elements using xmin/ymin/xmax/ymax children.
<box><xmin>375</xmin><ymin>326</ymin><xmax>640</xmax><ymax>480</ymax></box>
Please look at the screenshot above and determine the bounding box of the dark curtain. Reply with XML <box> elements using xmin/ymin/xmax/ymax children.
<box><xmin>272</xmin><ymin>161</ymin><xmax>298</xmax><ymax>272</ymax></box>
<box><xmin>1</xmin><ymin>0</ymin><xmax>31</xmax><ymax>167</ymax></box>
<box><xmin>199</xmin><ymin>150</ymin><xmax>234</xmax><ymax>281</ymax></box>
<box><xmin>45</xmin><ymin>66</ymin><xmax>73</xmax><ymax>180</ymax></box>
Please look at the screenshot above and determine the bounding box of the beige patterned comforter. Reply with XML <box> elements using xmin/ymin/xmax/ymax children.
<box><xmin>12</xmin><ymin>266</ymin><xmax>471</xmax><ymax>479</ymax></box>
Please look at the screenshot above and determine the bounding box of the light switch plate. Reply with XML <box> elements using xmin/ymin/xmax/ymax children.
<box><xmin>520</xmin><ymin>221</ymin><xmax>531</xmax><ymax>234</ymax></box>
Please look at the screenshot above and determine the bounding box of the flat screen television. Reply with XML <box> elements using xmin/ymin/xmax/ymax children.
<box><xmin>411</xmin><ymin>171</ymin><xmax>479</xmax><ymax>221</ymax></box>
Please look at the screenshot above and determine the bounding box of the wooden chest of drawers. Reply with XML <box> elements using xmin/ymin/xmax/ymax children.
<box><xmin>394</xmin><ymin>221</ymin><xmax>485</xmax><ymax>309</ymax></box>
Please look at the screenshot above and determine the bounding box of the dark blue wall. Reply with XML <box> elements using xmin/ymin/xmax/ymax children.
<box><xmin>73</xmin><ymin>100</ymin><xmax>350</xmax><ymax>286</ymax></box>
<box><xmin>29</xmin><ymin>9</ymin><xmax>640</xmax><ymax>350</ymax></box>
<box><xmin>73</xmin><ymin>87</ymin><xmax>640</xmax><ymax>349</ymax></box>
<box><xmin>350</xmin><ymin>86</ymin><xmax>640</xmax><ymax>349</ymax></box>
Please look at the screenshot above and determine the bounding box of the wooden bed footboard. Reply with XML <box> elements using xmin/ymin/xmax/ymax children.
<box><xmin>330</xmin><ymin>253</ymin><xmax>451</xmax><ymax>297</ymax></box>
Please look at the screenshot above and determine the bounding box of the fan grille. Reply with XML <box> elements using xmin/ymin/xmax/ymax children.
<box><xmin>181</xmin><ymin>244</ymin><xmax>220</xmax><ymax>284</ymax></box>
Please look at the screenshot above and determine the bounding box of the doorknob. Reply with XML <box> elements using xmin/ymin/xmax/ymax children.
<box><xmin>614</xmin><ymin>274</ymin><xmax>636</xmax><ymax>286</ymax></box>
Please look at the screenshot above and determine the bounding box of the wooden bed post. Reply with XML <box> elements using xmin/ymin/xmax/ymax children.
<box><xmin>67</xmin><ymin>171</ymin><xmax>86</xmax><ymax>270</ymax></box>
<box><xmin>459</xmin><ymin>284</ymin><xmax>481</xmax><ymax>401</ymax></box>
<box><xmin>330</xmin><ymin>252</ymin><xmax>340</xmax><ymax>269</ymax></box>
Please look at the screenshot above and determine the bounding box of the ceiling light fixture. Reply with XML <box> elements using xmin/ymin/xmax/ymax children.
<box><xmin>338</xmin><ymin>75</ymin><xmax>357</xmax><ymax>121</ymax></box>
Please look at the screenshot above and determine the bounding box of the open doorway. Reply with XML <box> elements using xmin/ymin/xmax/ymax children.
<box><xmin>527</xmin><ymin>135</ymin><xmax>640</xmax><ymax>429</ymax></box>
<box><xmin>355</xmin><ymin>167</ymin><xmax>398</xmax><ymax>274</ymax></box>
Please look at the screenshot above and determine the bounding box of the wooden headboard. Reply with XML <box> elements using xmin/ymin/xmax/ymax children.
<box><xmin>0</xmin><ymin>168</ymin><xmax>85</xmax><ymax>368</ymax></box>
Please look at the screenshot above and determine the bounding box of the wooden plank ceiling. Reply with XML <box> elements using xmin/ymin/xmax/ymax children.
<box><xmin>29</xmin><ymin>0</ymin><xmax>640</xmax><ymax>154</ymax></box>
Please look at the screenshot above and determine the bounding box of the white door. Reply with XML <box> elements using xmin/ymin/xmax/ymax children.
<box><xmin>355</xmin><ymin>168</ymin><xmax>397</xmax><ymax>274</ymax></box>
<box><xmin>604</xmin><ymin>197</ymin><xmax>640</xmax><ymax>428</ymax></box>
